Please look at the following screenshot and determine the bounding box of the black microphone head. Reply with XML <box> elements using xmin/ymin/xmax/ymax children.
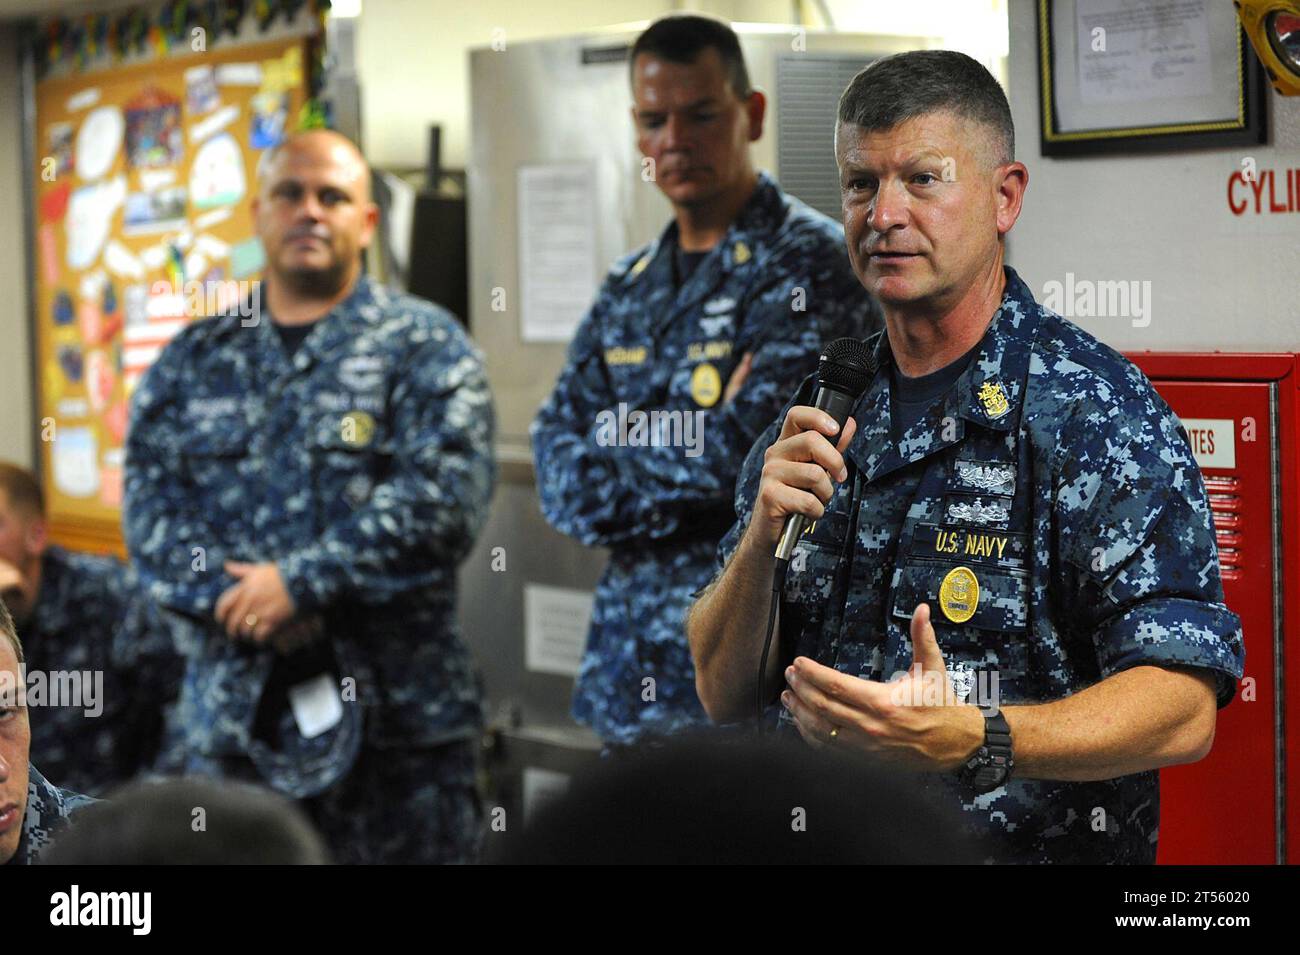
<box><xmin>817</xmin><ymin>337</ymin><xmax>875</xmax><ymax>398</ymax></box>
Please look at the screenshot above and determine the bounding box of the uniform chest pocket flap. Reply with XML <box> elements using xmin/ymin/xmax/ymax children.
<box><xmin>890</xmin><ymin>560</ymin><xmax>1029</xmax><ymax>676</ymax></box>
<box><xmin>182</xmin><ymin>417</ymin><xmax>255</xmax><ymax>491</ymax></box>
<box><xmin>184</xmin><ymin>417</ymin><xmax>254</xmax><ymax>457</ymax></box>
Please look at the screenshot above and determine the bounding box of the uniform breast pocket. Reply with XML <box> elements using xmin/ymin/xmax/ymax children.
<box><xmin>310</xmin><ymin>412</ymin><xmax>394</xmax><ymax>524</ymax></box>
<box><xmin>890</xmin><ymin>559</ymin><xmax>1029</xmax><ymax>679</ymax></box>
<box><xmin>182</xmin><ymin>419</ymin><xmax>253</xmax><ymax>499</ymax></box>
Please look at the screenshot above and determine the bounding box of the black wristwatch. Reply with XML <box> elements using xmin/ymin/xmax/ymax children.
<box><xmin>960</xmin><ymin>706</ymin><xmax>1014</xmax><ymax>793</ymax></box>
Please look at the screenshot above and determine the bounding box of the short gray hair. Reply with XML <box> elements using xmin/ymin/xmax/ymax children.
<box><xmin>837</xmin><ymin>50</ymin><xmax>1014</xmax><ymax>165</ymax></box>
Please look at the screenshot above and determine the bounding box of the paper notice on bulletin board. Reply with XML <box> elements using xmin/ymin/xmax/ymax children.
<box><xmin>517</xmin><ymin>163</ymin><xmax>598</xmax><ymax>343</ymax></box>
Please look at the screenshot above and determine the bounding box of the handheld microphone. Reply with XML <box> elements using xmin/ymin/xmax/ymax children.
<box><xmin>773</xmin><ymin>338</ymin><xmax>876</xmax><ymax>562</ymax></box>
<box><xmin>757</xmin><ymin>337</ymin><xmax>875</xmax><ymax>728</ymax></box>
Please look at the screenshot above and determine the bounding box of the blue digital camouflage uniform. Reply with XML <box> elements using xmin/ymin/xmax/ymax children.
<box><xmin>5</xmin><ymin>764</ymin><xmax>95</xmax><ymax>865</ymax></box>
<box><xmin>718</xmin><ymin>266</ymin><xmax>1245</xmax><ymax>864</ymax></box>
<box><xmin>532</xmin><ymin>172</ymin><xmax>881</xmax><ymax>745</ymax></box>
<box><xmin>123</xmin><ymin>276</ymin><xmax>495</xmax><ymax>864</ymax></box>
<box><xmin>20</xmin><ymin>545</ymin><xmax>182</xmax><ymax>797</ymax></box>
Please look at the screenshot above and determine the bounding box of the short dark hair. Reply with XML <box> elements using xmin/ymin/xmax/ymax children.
<box><xmin>0</xmin><ymin>462</ymin><xmax>45</xmax><ymax>519</ymax></box>
<box><xmin>43</xmin><ymin>777</ymin><xmax>332</xmax><ymax>864</ymax></box>
<box><xmin>0</xmin><ymin>597</ymin><xmax>21</xmax><ymax>666</ymax></box>
<box><xmin>630</xmin><ymin>14</ymin><xmax>752</xmax><ymax>99</ymax></box>
<box><xmin>491</xmin><ymin>732</ymin><xmax>983</xmax><ymax>864</ymax></box>
<box><xmin>838</xmin><ymin>50</ymin><xmax>1014</xmax><ymax>165</ymax></box>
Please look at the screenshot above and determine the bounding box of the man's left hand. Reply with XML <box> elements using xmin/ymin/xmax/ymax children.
<box><xmin>782</xmin><ymin>602</ymin><xmax>985</xmax><ymax>771</ymax></box>
<box><xmin>214</xmin><ymin>561</ymin><xmax>296</xmax><ymax>642</ymax></box>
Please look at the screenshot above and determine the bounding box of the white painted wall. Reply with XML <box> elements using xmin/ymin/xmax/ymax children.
<box><xmin>1004</xmin><ymin>0</ymin><xmax>1300</xmax><ymax>352</ymax></box>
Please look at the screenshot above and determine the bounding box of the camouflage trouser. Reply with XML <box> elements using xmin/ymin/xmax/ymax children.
<box><xmin>302</xmin><ymin>738</ymin><xmax>483</xmax><ymax>865</ymax></box>
<box><xmin>211</xmin><ymin>737</ymin><xmax>483</xmax><ymax>864</ymax></box>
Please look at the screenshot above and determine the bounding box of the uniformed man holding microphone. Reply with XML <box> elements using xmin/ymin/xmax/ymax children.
<box><xmin>688</xmin><ymin>50</ymin><xmax>1244</xmax><ymax>863</ymax></box>
<box><xmin>124</xmin><ymin>130</ymin><xmax>495</xmax><ymax>863</ymax></box>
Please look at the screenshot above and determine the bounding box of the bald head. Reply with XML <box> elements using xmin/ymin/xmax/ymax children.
<box><xmin>259</xmin><ymin>130</ymin><xmax>372</xmax><ymax>204</ymax></box>
<box><xmin>252</xmin><ymin>129</ymin><xmax>379</xmax><ymax>303</ymax></box>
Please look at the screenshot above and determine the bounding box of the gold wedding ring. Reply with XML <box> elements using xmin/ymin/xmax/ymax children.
<box><xmin>829</xmin><ymin>726</ymin><xmax>839</xmax><ymax>740</ymax></box>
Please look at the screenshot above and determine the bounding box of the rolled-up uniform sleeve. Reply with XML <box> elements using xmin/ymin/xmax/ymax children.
<box><xmin>1055</xmin><ymin>397</ymin><xmax>1245</xmax><ymax>707</ymax></box>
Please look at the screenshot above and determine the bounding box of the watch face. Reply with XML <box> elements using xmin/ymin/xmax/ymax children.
<box><xmin>975</xmin><ymin>766</ymin><xmax>1008</xmax><ymax>792</ymax></box>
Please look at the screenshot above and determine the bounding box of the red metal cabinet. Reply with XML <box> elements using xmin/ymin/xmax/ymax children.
<box><xmin>1126</xmin><ymin>353</ymin><xmax>1298</xmax><ymax>865</ymax></box>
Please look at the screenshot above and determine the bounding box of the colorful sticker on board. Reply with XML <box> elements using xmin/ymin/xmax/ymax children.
<box><xmin>189</xmin><ymin>104</ymin><xmax>238</xmax><ymax>144</ymax></box>
<box><xmin>52</xmin><ymin>426</ymin><xmax>100</xmax><ymax>497</ymax></box>
<box><xmin>47</xmin><ymin>122</ymin><xmax>74</xmax><ymax>178</ymax></box>
<box><xmin>103</xmin><ymin>399</ymin><xmax>129</xmax><ymax>445</ymax></box>
<box><xmin>194</xmin><ymin>207</ymin><xmax>232</xmax><ymax>230</ymax></box>
<box><xmin>137</xmin><ymin>168</ymin><xmax>177</xmax><ymax>191</ymax></box>
<box><xmin>39</xmin><ymin>224</ymin><xmax>60</xmax><ymax>285</ymax></box>
<box><xmin>39</xmin><ymin>181</ymin><xmax>71</xmax><ymax>223</ymax></box>
<box><xmin>190</xmin><ymin>133</ymin><xmax>245</xmax><ymax>208</ymax></box>
<box><xmin>78</xmin><ymin>297</ymin><xmax>103</xmax><ymax>345</ymax></box>
<box><xmin>123</xmin><ymin>187</ymin><xmax>187</xmax><ymax>234</ymax></box>
<box><xmin>66</xmin><ymin>88</ymin><xmax>101</xmax><ymax>112</ymax></box>
<box><xmin>52</xmin><ymin>289</ymin><xmax>74</xmax><ymax>325</ymax></box>
<box><xmin>185</xmin><ymin>64</ymin><xmax>220</xmax><ymax>115</ymax></box>
<box><xmin>194</xmin><ymin>234</ymin><xmax>230</xmax><ymax>262</ymax></box>
<box><xmin>65</xmin><ymin>176</ymin><xmax>125</xmax><ymax>270</ymax></box>
<box><xmin>125</xmin><ymin>88</ymin><xmax>183</xmax><ymax>169</ymax></box>
<box><xmin>215</xmin><ymin>62</ymin><xmax>262</xmax><ymax>86</ymax></box>
<box><xmin>124</xmin><ymin>283</ymin><xmax>148</xmax><ymax>327</ymax></box>
<box><xmin>99</xmin><ymin>465</ymin><xmax>124</xmax><ymax>508</ymax></box>
<box><xmin>104</xmin><ymin>239</ymin><xmax>145</xmax><ymax>279</ymax></box>
<box><xmin>230</xmin><ymin>237</ymin><xmax>266</xmax><ymax>279</ymax></box>
<box><xmin>74</xmin><ymin>106</ymin><xmax>123</xmax><ymax>181</ymax></box>
<box><xmin>249</xmin><ymin>90</ymin><xmax>287</xmax><ymax>149</ymax></box>
<box><xmin>56</xmin><ymin>343</ymin><xmax>83</xmax><ymax>383</ymax></box>
<box><xmin>84</xmin><ymin>349</ymin><xmax>115</xmax><ymax>413</ymax></box>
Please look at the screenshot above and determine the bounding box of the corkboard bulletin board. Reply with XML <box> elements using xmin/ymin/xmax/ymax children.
<box><xmin>31</xmin><ymin>37</ymin><xmax>309</xmax><ymax>556</ymax></box>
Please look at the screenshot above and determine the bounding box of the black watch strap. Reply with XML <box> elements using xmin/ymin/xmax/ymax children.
<box><xmin>962</xmin><ymin>708</ymin><xmax>1014</xmax><ymax>793</ymax></box>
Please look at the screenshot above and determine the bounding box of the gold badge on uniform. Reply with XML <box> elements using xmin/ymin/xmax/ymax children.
<box><xmin>630</xmin><ymin>254</ymin><xmax>651</xmax><ymax>278</ymax></box>
<box><xmin>732</xmin><ymin>240</ymin><xmax>751</xmax><ymax>265</ymax></box>
<box><xmin>938</xmin><ymin>566</ymin><xmax>980</xmax><ymax>623</ymax></box>
<box><xmin>977</xmin><ymin>381</ymin><xmax>1010</xmax><ymax>419</ymax></box>
<box><xmin>340</xmin><ymin>410</ymin><xmax>376</xmax><ymax>448</ymax></box>
<box><xmin>690</xmin><ymin>363</ymin><xmax>722</xmax><ymax>408</ymax></box>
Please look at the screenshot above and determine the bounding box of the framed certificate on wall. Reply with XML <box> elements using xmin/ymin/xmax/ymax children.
<box><xmin>1037</xmin><ymin>0</ymin><xmax>1267</xmax><ymax>156</ymax></box>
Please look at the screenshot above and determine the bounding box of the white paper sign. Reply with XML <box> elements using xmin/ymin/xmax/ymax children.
<box><xmin>1178</xmin><ymin>417</ymin><xmax>1236</xmax><ymax>470</ymax></box>
<box><xmin>288</xmin><ymin>674</ymin><xmax>344</xmax><ymax>739</ymax></box>
<box><xmin>524</xmin><ymin>583</ymin><xmax>592</xmax><ymax>677</ymax></box>
<box><xmin>138</xmin><ymin>168</ymin><xmax>177</xmax><ymax>192</ymax></box>
<box><xmin>66</xmin><ymin>88</ymin><xmax>101</xmax><ymax>112</ymax></box>
<box><xmin>75</xmin><ymin>106</ymin><xmax>124</xmax><ymax>181</ymax></box>
<box><xmin>517</xmin><ymin>164</ymin><xmax>599</xmax><ymax>343</ymax></box>
<box><xmin>189</xmin><ymin>104</ymin><xmax>239</xmax><ymax>144</ymax></box>
<box><xmin>104</xmin><ymin>240</ymin><xmax>144</xmax><ymax>280</ymax></box>
<box><xmin>215</xmin><ymin>62</ymin><xmax>263</xmax><ymax>86</ymax></box>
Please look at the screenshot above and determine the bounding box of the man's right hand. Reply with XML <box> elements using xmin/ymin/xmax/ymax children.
<box><xmin>748</xmin><ymin>406</ymin><xmax>857</xmax><ymax>551</ymax></box>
